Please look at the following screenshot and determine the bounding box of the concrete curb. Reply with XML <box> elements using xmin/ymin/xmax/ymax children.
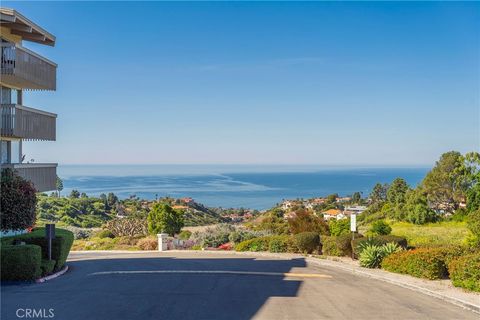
<box><xmin>36</xmin><ymin>265</ymin><xmax>69</xmax><ymax>283</ymax></box>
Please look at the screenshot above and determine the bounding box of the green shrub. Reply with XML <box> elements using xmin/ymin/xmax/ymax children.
<box><xmin>96</xmin><ymin>229</ymin><xmax>115</xmax><ymax>239</ymax></box>
<box><xmin>40</xmin><ymin>259</ymin><xmax>56</xmax><ymax>276</ymax></box>
<box><xmin>178</xmin><ymin>230</ymin><xmax>192</xmax><ymax>240</ymax></box>
<box><xmin>369</xmin><ymin>220</ymin><xmax>392</xmax><ymax>236</ymax></box>
<box><xmin>467</xmin><ymin>209</ymin><xmax>480</xmax><ymax>247</ymax></box>
<box><xmin>3</xmin><ymin>228</ymin><xmax>74</xmax><ymax>271</ymax></box>
<box><xmin>268</xmin><ymin>235</ymin><xmax>295</xmax><ymax>253</ymax></box>
<box><xmin>294</xmin><ymin>232</ymin><xmax>320</xmax><ymax>254</ymax></box>
<box><xmin>448</xmin><ymin>253</ymin><xmax>480</xmax><ymax>292</ymax></box>
<box><xmin>322</xmin><ymin>234</ymin><xmax>352</xmax><ymax>256</ymax></box>
<box><xmin>381</xmin><ymin>248</ymin><xmax>447</xmax><ymax>279</ymax></box>
<box><xmin>191</xmin><ymin>244</ymin><xmax>202</xmax><ymax>250</ymax></box>
<box><xmin>235</xmin><ymin>237</ymin><xmax>271</xmax><ymax>252</ymax></box>
<box><xmin>1</xmin><ymin>245</ymin><xmax>42</xmax><ymax>280</ymax></box>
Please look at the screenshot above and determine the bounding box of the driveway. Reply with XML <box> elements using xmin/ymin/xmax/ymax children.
<box><xmin>1</xmin><ymin>251</ymin><xmax>477</xmax><ymax>320</ymax></box>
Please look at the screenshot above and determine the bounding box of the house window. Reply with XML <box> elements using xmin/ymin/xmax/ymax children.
<box><xmin>1</xmin><ymin>140</ymin><xmax>9</xmax><ymax>164</ymax></box>
<box><xmin>0</xmin><ymin>86</ymin><xmax>19</xmax><ymax>104</ymax></box>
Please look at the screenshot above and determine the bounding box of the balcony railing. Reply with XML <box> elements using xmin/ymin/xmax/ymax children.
<box><xmin>1</xmin><ymin>104</ymin><xmax>56</xmax><ymax>141</ymax></box>
<box><xmin>1</xmin><ymin>43</ymin><xmax>57</xmax><ymax>90</ymax></box>
<box><xmin>1</xmin><ymin>163</ymin><xmax>57</xmax><ymax>192</ymax></box>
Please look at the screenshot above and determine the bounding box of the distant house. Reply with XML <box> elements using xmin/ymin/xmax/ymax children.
<box><xmin>282</xmin><ymin>200</ymin><xmax>294</xmax><ymax>211</ymax></box>
<box><xmin>322</xmin><ymin>209</ymin><xmax>345</xmax><ymax>220</ymax></box>
<box><xmin>182</xmin><ymin>197</ymin><xmax>194</xmax><ymax>204</ymax></box>
<box><xmin>336</xmin><ymin>197</ymin><xmax>352</xmax><ymax>203</ymax></box>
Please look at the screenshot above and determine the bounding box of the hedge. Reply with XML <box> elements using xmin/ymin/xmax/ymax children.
<box><xmin>448</xmin><ymin>253</ymin><xmax>480</xmax><ymax>292</ymax></box>
<box><xmin>2</xmin><ymin>227</ymin><xmax>74</xmax><ymax>271</ymax></box>
<box><xmin>322</xmin><ymin>234</ymin><xmax>352</xmax><ymax>257</ymax></box>
<box><xmin>40</xmin><ymin>259</ymin><xmax>57</xmax><ymax>276</ymax></box>
<box><xmin>381</xmin><ymin>248</ymin><xmax>448</xmax><ymax>280</ymax></box>
<box><xmin>235</xmin><ymin>236</ymin><xmax>297</xmax><ymax>253</ymax></box>
<box><xmin>294</xmin><ymin>232</ymin><xmax>320</xmax><ymax>254</ymax></box>
<box><xmin>1</xmin><ymin>245</ymin><xmax>42</xmax><ymax>281</ymax></box>
<box><xmin>352</xmin><ymin>235</ymin><xmax>407</xmax><ymax>257</ymax></box>
<box><xmin>235</xmin><ymin>237</ymin><xmax>271</xmax><ymax>252</ymax></box>
<box><xmin>268</xmin><ymin>235</ymin><xmax>296</xmax><ymax>253</ymax></box>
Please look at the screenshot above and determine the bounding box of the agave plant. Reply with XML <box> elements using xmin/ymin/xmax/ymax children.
<box><xmin>381</xmin><ymin>242</ymin><xmax>402</xmax><ymax>256</ymax></box>
<box><xmin>359</xmin><ymin>244</ymin><xmax>384</xmax><ymax>268</ymax></box>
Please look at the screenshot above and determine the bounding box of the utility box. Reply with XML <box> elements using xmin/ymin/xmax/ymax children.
<box><xmin>157</xmin><ymin>233</ymin><xmax>168</xmax><ymax>251</ymax></box>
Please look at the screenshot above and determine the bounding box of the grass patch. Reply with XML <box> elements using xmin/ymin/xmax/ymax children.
<box><xmin>390</xmin><ymin>221</ymin><xmax>471</xmax><ymax>247</ymax></box>
<box><xmin>71</xmin><ymin>237</ymin><xmax>141</xmax><ymax>251</ymax></box>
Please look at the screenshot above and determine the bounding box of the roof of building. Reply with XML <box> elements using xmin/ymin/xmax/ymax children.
<box><xmin>322</xmin><ymin>209</ymin><xmax>342</xmax><ymax>215</ymax></box>
<box><xmin>1</xmin><ymin>8</ymin><xmax>55</xmax><ymax>46</ymax></box>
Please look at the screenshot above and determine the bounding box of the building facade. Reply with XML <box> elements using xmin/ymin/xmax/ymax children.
<box><xmin>1</xmin><ymin>8</ymin><xmax>57</xmax><ymax>192</ymax></box>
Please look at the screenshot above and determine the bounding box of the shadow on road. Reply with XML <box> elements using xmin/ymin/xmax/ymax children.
<box><xmin>2</xmin><ymin>256</ymin><xmax>307</xmax><ymax>320</ymax></box>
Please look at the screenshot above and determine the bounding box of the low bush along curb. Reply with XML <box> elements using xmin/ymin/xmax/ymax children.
<box><xmin>380</xmin><ymin>246</ymin><xmax>473</xmax><ymax>280</ymax></box>
<box><xmin>1</xmin><ymin>244</ymin><xmax>42</xmax><ymax>281</ymax></box>
<box><xmin>1</xmin><ymin>227</ymin><xmax>74</xmax><ymax>280</ymax></box>
<box><xmin>447</xmin><ymin>253</ymin><xmax>480</xmax><ymax>292</ymax></box>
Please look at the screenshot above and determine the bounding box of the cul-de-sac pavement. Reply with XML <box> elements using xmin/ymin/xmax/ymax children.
<box><xmin>1</xmin><ymin>251</ymin><xmax>477</xmax><ymax>320</ymax></box>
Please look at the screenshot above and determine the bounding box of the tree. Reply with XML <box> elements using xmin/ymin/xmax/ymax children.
<box><xmin>69</xmin><ymin>189</ymin><xmax>80</xmax><ymax>198</ymax></box>
<box><xmin>352</xmin><ymin>192</ymin><xmax>362</xmax><ymax>204</ymax></box>
<box><xmin>56</xmin><ymin>175</ymin><xmax>64</xmax><ymax>197</ymax></box>
<box><xmin>421</xmin><ymin>151</ymin><xmax>468</xmax><ymax>213</ymax></box>
<box><xmin>287</xmin><ymin>209</ymin><xmax>329</xmax><ymax>235</ymax></box>
<box><xmin>387</xmin><ymin>178</ymin><xmax>409</xmax><ymax>205</ymax></box>
<box><xmin>80</xmin><ymin>192</ymin><xmax>88</xmax><ymax>198</ymax></box>
<box><xmin>404</xmin><ymin>189</ymin><xmax>437</xmax><ymax>224</ymax></box>
<box><xmin>107</xmin><ymin>192</ymin><xmax>118</xmax><ymax>208</ymax></box>
<box><xmin>370</xmin><ymin>183</ymin><xmax>388</xmax><ymax>205</ymax></box>
<box><xmin>325</xmin><ymin>193</ymin><xmax>339</xmax><ymax>204</ymax></box>
<box><xmin>387</xmin><ymin>178</ymin><xmax>410</xmax><ymax>219</ymax></box>
<box><xmin>1</xmin><ymin>169</ymin><xmax>37</xmax><ymax>231</ymax></box>
<box><xmin>147</xmin><ymin>203</ymin><xmax>184</xmax><ymax>236</ymax></box>
<box><xmin>329</xmin><ymin>218</ymin><xmax>350</xmax><ymax>236</ymax></box>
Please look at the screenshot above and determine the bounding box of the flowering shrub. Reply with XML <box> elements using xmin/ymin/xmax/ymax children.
<box><xmin>218</xmin><ymin>243</ymin><xmax>233</xmax><ymax>250</ymax></box>
<box><xmin>448</xmin><ymin>253</ymin><xmax>480</xmax><ymax>292</ymax></box>
<box><xmin>381</xmin><ymin>248</ymin><xmax>448</xmax><ymax>279</ymax></box>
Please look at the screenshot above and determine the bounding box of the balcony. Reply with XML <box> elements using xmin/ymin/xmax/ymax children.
<box><xmin>1</xmin><ymin>104</ymin><xmax>56</xmax><ymax>141</ymax></box>
<box><xmin>1</xmin><ymin>43</ymin><xmax>57</xmax><ymax>90</ymax></box>
<box><xmin>1</xmin><ymin>163</ymin><xmax>57</xmax><ymax>192</ymax></box>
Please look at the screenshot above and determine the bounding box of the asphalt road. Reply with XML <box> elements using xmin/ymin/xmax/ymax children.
<box><xmin>1</xmin><ymin>251</ymin><xmax>477</xmax><ymax>320</ymax></box>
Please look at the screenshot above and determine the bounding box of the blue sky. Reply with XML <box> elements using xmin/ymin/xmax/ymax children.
<box><xmin>5</xmin><ymin>1</ymin><xmax>479</xmax><ymax>165</ymax></box>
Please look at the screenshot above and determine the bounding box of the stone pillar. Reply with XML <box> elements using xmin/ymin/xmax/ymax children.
<box><xmin>157</xmin><ymin>233</ymin><xmax>168</xmax><ymax>251</ymax></box>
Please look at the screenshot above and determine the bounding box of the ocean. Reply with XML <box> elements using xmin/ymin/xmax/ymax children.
<box><xmin>57</xmin><ymin>165</ymin><xmax>429</xmax><ymax>210</ymax></box>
